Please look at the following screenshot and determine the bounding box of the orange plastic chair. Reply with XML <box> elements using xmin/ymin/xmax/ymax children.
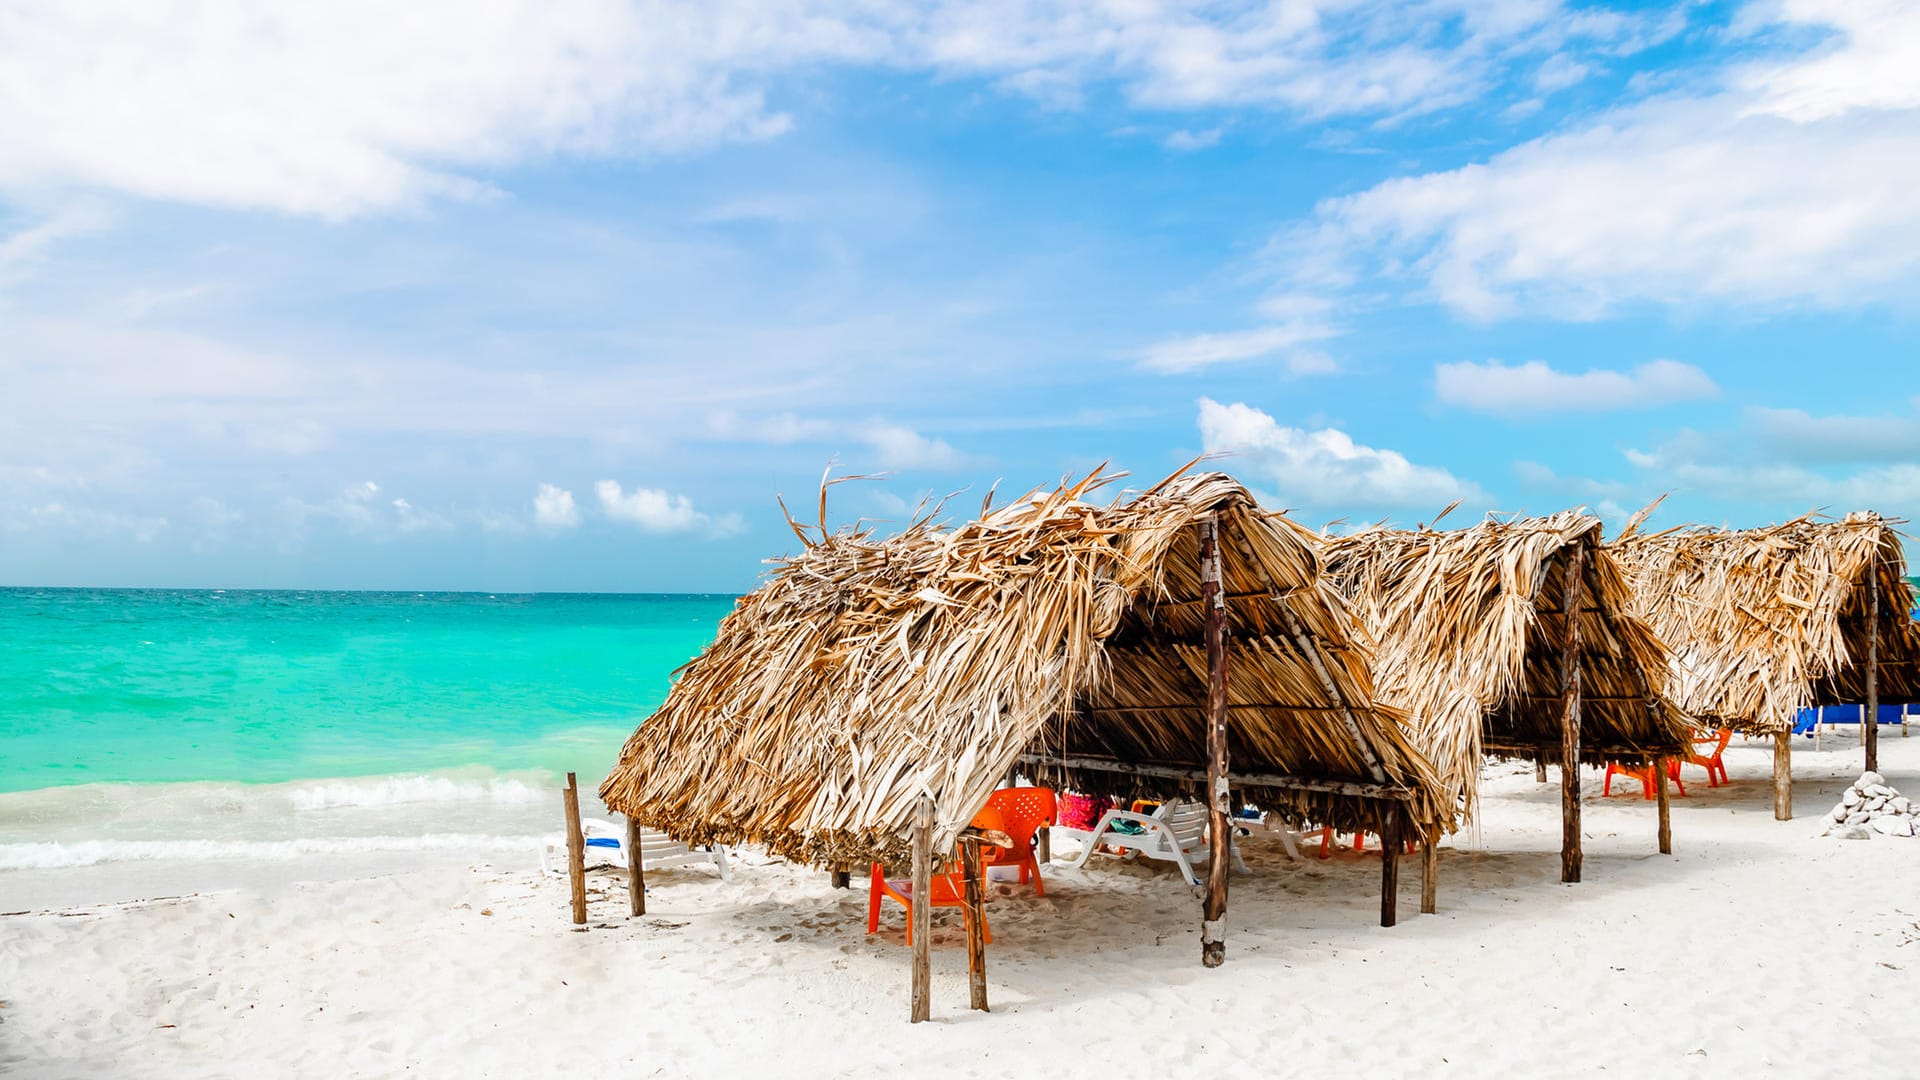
<box><xmin>866</xmin><ymin>803</ymin><xmax>1003</xmax><ymax>945</ymax></box>
<box><xmin>1602</xmin><ymin>759</ymin><xmax>1686</xmax><ymax>799</ymax></box>
<box><xmin>979</xmin><ymin>787</ymin><xmax>1055</xmax><ymax>896</ymax></box>
<box><xmin>1683</xmin><ymin>728</ymin><xmax>1733</xmax><ymax>787</ymax></box>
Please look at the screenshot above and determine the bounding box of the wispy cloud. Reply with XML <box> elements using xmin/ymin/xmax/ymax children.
<box><xmin>1271</xmin><ymin>4</ymin><xmax>1920</xmax><ymax>322</ymax></box>
<box><xmin>1435</xmin><ymin>359</ymin><xmax>1718</xmax><ymax>415</ymax></box>
<box><xmin>1141</xmin><ymin>319</ymin><xmax>1338</xmax><ymax>375</ymax></box>
<box><xmin>1163</xmin><ymin>127</ymin><xmax>1223</xmax><ymax>152</ymax></box>
<box><xmin>705</xmin><ymin>411</ymin><xmax>977</xmax><ymax>470</ymax></box>
<box><xmin>0</xmin><ymin>1</ymin><xmax>1678</xmax><ymax>217</ymax></box>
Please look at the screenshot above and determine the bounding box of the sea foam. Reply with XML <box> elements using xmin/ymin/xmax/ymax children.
<box><xmin>0</xmin><ymin>833</ymin><xmax>542</xmax><ymax>870</ymax></box>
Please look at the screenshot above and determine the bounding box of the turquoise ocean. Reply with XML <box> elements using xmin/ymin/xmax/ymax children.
<box><xmin>0</xmin><ymin>589</ymin><xmax>732</xmax><ymax>891</ymax></box>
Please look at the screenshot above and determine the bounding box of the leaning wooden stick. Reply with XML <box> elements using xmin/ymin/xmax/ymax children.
<box><xmin>563</xmin><ymin>772</ymin><xmax>587</xmax><ymax>926</ymax></box>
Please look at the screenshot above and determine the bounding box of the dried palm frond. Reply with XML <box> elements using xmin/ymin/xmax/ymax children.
<box><xmin>1324</xmin><ymin>512</ymin><xmax>1691</xmax><ymax>823</ymax></box>
<box><xmin>599</xmin><ymin>469</ymin><xmax>1449</xmax><ymax>867</ymax></box>
<box><xmin>1613</xmin><ymin>513</ymin><xmax>1920</xmax><ymax>734</ymax></box>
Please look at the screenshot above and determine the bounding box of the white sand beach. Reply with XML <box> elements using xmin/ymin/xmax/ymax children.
<box><xmin>6</xmin><ymin>731</ymin><xmax>1919</xmax><ymax>1079</ymax></box>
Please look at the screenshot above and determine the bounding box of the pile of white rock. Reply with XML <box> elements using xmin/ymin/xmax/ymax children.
<box><xmin>1821</xmin><ymin>772</ymin><xmax>1919</xmax><ymax>838</ymax></box>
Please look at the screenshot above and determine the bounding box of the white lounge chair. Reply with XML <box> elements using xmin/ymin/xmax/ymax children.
<box><xmin>1229</xmin><ymin>809</ymin><xmax>1304</xmax><ymax>861</ymax></box>
<box><xmin>1058</xmin><ymin>799</ymin><xmax>1249</xmax><ymax>886</ymax></box>
<box><xmin>540</xmin><ymin>818</ymin><xmax>730</xmax><ymax>880</ymax></box>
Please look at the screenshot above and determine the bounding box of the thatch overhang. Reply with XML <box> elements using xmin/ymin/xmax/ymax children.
<box><xmin>599</xmin><ymin>469</ymin><xmax>1448</xmax><ymax>868</ymax></box>
<box><xmin>1612</xmin><ymin>513</ymin><xmax>1920</xmax><ymax>735</ymax></box>
<box><xmin>1324</xmin><ymin>512</ymin><xmax>1693</xmax><ymax>821</ymax></box>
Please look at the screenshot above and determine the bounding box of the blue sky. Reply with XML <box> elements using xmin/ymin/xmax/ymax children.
<box><xmin>2</xmin><ymin>0</ymin><xmax>1917</xmax><ymax>592</ymax></box>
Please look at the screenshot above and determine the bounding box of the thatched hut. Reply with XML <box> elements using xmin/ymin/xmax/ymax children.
<box><xmin>599</xmin><ymin>468</ymin><xmax>1449</xmax><ymax>1009</ymax></box>
<box><xmin>1613</xmin><ymin>513</ymin><xmax>1920</xmax><ymax>820</ymax></box>
<box><xmin>1324</xmin><ymin>512</ymin><xmax>1693</xmax><ymax>882</ymax></box>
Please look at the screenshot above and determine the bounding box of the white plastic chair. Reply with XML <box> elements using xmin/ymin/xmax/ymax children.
<box><xmin>541</xmin><ymin>818</ymin><xmax>730</xmax><ymax>880</ymax></box>
<box><xmin>1059</xmin><ymin>800</ymin><xmax>1249</xmax><ymax>885</ymax></box>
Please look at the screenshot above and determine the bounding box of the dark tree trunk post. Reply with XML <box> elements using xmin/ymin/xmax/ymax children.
<box><xmin>830</xmin><ymin>869</ymin><xmax>850</xmax><ymax>889</ymax></box>
<box><xmin>1420</xmin><ymin>831</ymin><xmax>1438</xmax><ymax>915</ymax></box>
<box><xmin>1200</xmin><ymin>514</ymin><xmax>1232</xmax><ymax>969</ymax></box>
<box><xmin>1773</xmin><ymin>732</ymin><xmax>1793</xmax><ymax>820</ymax></box>
<box><xmin>625</xmin><ymin>815</ymin><xmax>646</xmax><ymax>916</ymax></box>
<box><xmin>1379</xmin><ymin>804</ymin><xmax>1401</xmax><ymax>928</ymax></box>
<box><xmin>1560</xmin><ymin>544</ymin><xmax>1586</xmax><ymax>884</ymax></box>
<box><xmin>1866</xmin><ymin>564</ymin><xmax>1880</xmax><ymax>774</ymax></box>
<box><xmin>909</xmin><ymin>795</ymin><xmax>933</xmax><ymax>1023</ymax></box>
<box><xmin>961</xmin><ymin>840</ymin><xmax>989</xmax><ymax>1012</ymax></box>
<box><xmin>1654</xmin><ymin>756</ymin><xmax>1672</xmax><ymax>855</ymax></box>
<box><xmin>563</xmin><ymin>773</ymin><xmax>588</xmax><ymax>926</ymax></box>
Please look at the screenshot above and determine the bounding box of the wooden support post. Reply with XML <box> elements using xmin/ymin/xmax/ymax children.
<box><xmin>1773</xmin><ymin>731</ymin><xmax>1793</xmax><ymax>821</ymax></box>
<box><xmin>563</xmin><ymin>772</ymin><xmax>587</xmax><ymax>926</ymax></box>
<box><xmin>1559</xmin><ymin>543</ymin><xmax>1585</xmax><ymax>884</ymax></box>
<box><xmin>1380</xmin><ymin>806</ymin><xmax>1401</xmax><ymax>928</ymax></box>
<box><xmin>1036</xmin><ymin>825</ymin><xmax>1050</xmax><ymax>865</ymax></box>
<box><xmin>1199</xmin><ymin>515</ymin><xmax>1231</xmax><ymax>969</ymax></box>
<box><xmin>1535</xmin><ymin>760</ymin><xmax>1547</xmax><ymax>783</ymax></box>
<box><xmin>625</xmin><ymin>815</ymin><xmax>646</xmax><ymax>916</ymax></box>
<box><xmin>1866</xmin><ymin>566</ymin><xmax>1880</xmax><ymax>774</ymax></box>
<box><xmin>1654</xmin><ymin>756</ymin><xmax>1672</xmax><ymax>855</ymax></box>
<box><xmin>1420</xmin><ymin>833</ymin><xmax>1437</xmax><ymax>915</ymax></box>
<box><xmin>909</xmin><ymin>794</ymin><xmax>933</xmax><ymax>1024</ymax></box>
<box><xmin>961</xmin><ymin>840</ymin><xmax>989</xmax><ymax>1012</ymax></box>
<box><xmin>831</xmin><ymin>869</ymin><xmax>850</xmax><ymax>889</ymax></box>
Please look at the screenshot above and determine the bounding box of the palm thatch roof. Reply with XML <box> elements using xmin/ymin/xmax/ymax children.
<box><xmin>1612</xmin><ymin>513</ymin><xmax>1920</xmax><ymax>734</ymax></box>
<box><xmin>600</xmin><ymin>469</ymin><xmax>1448</xmax><ymax>868</ymax></box>
<box><xmin>1324</xmin><ymin>512</ymin><xmax>1693</xmax><ymax>821</ymax></box>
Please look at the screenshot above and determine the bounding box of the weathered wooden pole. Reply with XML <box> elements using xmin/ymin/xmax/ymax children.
<box><xmin>1200</xmin><ymin>514</ymin><xmax>1232</xmax><ymax>969</ymax></box>
<box><xmin>1866</xmin><ymin>565</ymin><xmax>1880</xmax><ymax>774</ymax></box>
<box><xmin>625</xmin><ymin>815</ymin><xmax>646</xmax><ymax>916</ymax></box>
<box><xmin>830</xmin><ymin>869</ymin><xmax>850</xmax><ymax>889</ymax></box>
<box><xmin>909</xmin><ymin>795</ymin><xmax>934</xmax><ymax>1022</ymax></box>
<box><xmin>1559</xmin><ymin>543</ymin><xmax>1586</xmax><ymax>884</ymax></box>
<box><xmin>1534</xmin><ymin>760</ymin><xmax>1547</xmax><ymax>783</ymax></box>
<box><xmin>1654</xmin><ymin>757</ymin><xmax>1672</xmax><ymax>855</ymax></box>
<box><xmin>563</xmin><ymin>772</ymin><xmax>587</xmax><ymax>926</ymax></box>
<box><xmin>1773</xmin><ymin>731</ymin><xmax>1793</xmax><ymax>820</ymax></box>
<box><xmin>1379</xmin><ymin>805</ymin><xmax>1401</xmax><ymax>928</ymax></box>
<box><xmin>1420</xmin><ymin>832</ymin><xmax>1438</xmax><ymax>915</ymax></box>
<box><xmin>1036</xmin><ymin>825</ymin><xmax>1051</xmax><ymax>865</ymax></box>
<box><xmin>960</xmin><ymin>839</ymin><xmax>989</xmax><ymax>1012</ymax></box>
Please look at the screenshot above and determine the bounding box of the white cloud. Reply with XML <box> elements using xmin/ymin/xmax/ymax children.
<box><xmin>532</xmin><ymin>483</ymin><xmax>580</xmax><ymax>530</ymax></box>
<box><xmin>1281</xmin><ymin>4</ymin><xmax>1920</xmax><ymax>321</ymax></box>
<box><xmin>594</xmin><ymin>480</ymin><xmax>744</xmax><ymax>537</ymax></box>
<box><xmin>1141</xmin><ymin>319</ymin><xmax>1337</xmax><ymax>374</ymax></box>
<box><xmin>1163</xmin><ymin>127</ymin><xmax>1223</xmax><ymax>152</ymax></box>
<box><xmin>1626</xmin><ymin>407</ymin><xmax>1920</xmax><ymax>511</ymax></box>
<box><xmin>0</xmin><ymin>1</ymin><xmax>1675</xmax><ymax>216</ymax></box>
<box><xmin>278</xmin><ymin>480</ymin><xmax>450</xmax><ymax>544</ymax></box>
<box><xmin>1434</xmin><ymin>359</ymin><xmax>1718</xmax><ymax>414</ymax></box>
<box><xmin>861</xmin><ymin>423</ymin><xmax>966</xmax><ymax>470</ymax></box>
<box><xmin>1739</xmin><ymin>0</ymin><xmax>1920</xmax><ymax>121</ymax></box>
<box><xmin>1196</xmin><ymin>397</ymin><xmax>1484</xmax><ymax>510</ymax></box>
